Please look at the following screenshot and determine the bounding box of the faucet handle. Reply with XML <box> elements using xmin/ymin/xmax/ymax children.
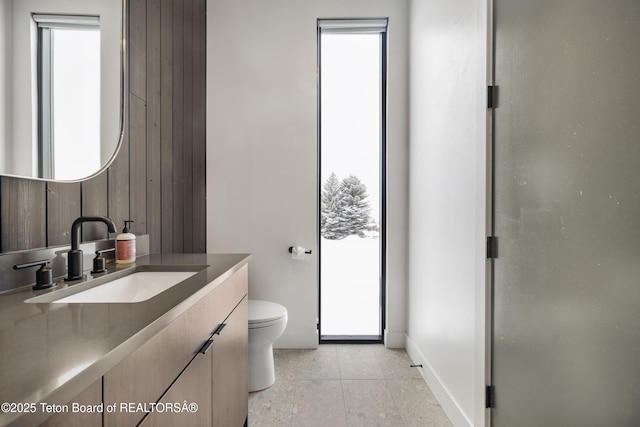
<box><xmin>91</xmin><ymin>248</ymin><xmax>115</xmax><ymax>274</ymax></box>
<box><xmin>14</xmin><ymin>260</ymin><xmax>55</xmax><ymax>290</ymax></box>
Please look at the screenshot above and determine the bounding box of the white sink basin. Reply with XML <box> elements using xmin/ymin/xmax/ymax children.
<box><xmin>51</xmin><ymin>271</ymin><xmax>197</xmax><ymax>304</ymax></box>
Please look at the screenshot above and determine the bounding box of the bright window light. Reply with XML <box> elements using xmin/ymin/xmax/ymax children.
<box><xmin>35</xmin><ymin>15</ymin><xmax>100</xmax><ymax>180</ymax></box>
<box><xmin>51</xmin><ymin>28</ymin><xmax>101</xmax><ymax>180</ymax></box>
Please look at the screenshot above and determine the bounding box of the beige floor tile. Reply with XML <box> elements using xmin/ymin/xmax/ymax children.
<box><xmin>386</xmin><ymin>379</ymin><xmax>453</xmax><ymax>427</ymax></box>
<box><xmin>249</xmin><ymin>346</ymin><xmax>453</xmax><ymax>427</ymax></box>
<box><xmin>292</xmin><ymin>380</ymin><xmax>347</xmax><ymax>427</ymax></box>
<box><xmin>337</xmin><ymin>344</ymin><xmax>385</xmax><ymax>380</ymax></box>
<box><xmin>375</xmin><ymin>347</ymin><xmax>424</xmax><ymax>380</ymax></box>
<box><xmin>248</xmin><ymin>380</ymin><xmax>295</xmax><ymax>427</ymax></box>
<box><xmin>342</xmin><ymin>380</ymin><xmax>404</xmax><ymax>427</ymax></box>
<box><xmin>275</xmin><ymin>346</ymin><xmax>341</xmax><ymax>380</ymax></box>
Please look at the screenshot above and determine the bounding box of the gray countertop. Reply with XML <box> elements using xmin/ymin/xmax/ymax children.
<box><xmin>0</xmin><ymin>253</ymin><xmax>251</xmax><ymax>427</ymax></box>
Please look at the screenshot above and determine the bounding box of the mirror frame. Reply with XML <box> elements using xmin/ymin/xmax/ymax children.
<box><xmin>0</xmin><ymin>0</ymin><xmax>127</xmax><ymax>183</ymax></box>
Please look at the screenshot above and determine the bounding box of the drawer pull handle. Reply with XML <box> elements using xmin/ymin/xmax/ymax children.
<box><xmin>213</xmin><ymin>323</ymin><xmax>226</xmax><ymax>335</ymax></box>
<box><xmin>200</xmin><ymin>339</ymin><xmax>214</xmax><ymax>354</ymax></box>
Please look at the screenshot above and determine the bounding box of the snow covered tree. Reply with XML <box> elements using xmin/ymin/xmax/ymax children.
<box><xmin>321</xmin><ymin>172</ymin><xmax>347</xmax><ymax>239</ymax></box>
<box><xmin>321</xmin><ymin>173</ymin><xmax>372</xmax><ymax>239</ymax></box>
<box><xmin>340</xmin><ymin>175</ymin><xmax>371</xmax><ymax>237</ymax></box>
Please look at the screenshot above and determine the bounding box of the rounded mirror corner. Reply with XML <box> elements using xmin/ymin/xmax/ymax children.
<box><xmin>0</xmin><ymin>0</ymin><xmax>127</xmax><ymax>183</ymax></box>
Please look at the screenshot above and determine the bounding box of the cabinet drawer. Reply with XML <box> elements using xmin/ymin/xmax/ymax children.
<box><xmin>40</xmin><ymin>379</ymin><xmax>102</xmax><ymax>427</ymax></box>
<box><xmin>104</xmin><ymin>265</ymin><xmax>248</xmax><ymax>426</ymax></box>
<box><xmin>139</xmin><ymin>349</ymin><xmax>213</xmax><ymax>427</ymax></box>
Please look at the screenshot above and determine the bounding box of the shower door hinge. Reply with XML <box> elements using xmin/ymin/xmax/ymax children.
<box><xmin>486</xmin><ymin>236</ymin><xmax>497</xmax><ymax>259</ymax></box>
<box><xmin>485</xmin><ymin>385</ymin><xmax>496</xmax><ymax>408</ymax></box>
<box><xmin>488</xmin><ymin>85</ymin><xmax>498</xmax><ymax>109</ymax></box>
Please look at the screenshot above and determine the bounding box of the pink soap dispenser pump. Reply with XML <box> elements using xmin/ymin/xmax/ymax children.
<box><xmin>116</xmin><ymin>220</ymin><xmax>136</xmax><ymax>264</ymax></box>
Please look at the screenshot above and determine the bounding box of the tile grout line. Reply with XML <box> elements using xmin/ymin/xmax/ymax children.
<box><xmin>335</xmin><ymin>345</ymin><xmax>343</xmax><ymax>380</ymax></box>
<box><xmin>339</xmin><ymin>379</ymin><xmax>349</xmax><ymax>427</ymax></box>
<box><xmin>334</xmin><ymin>346</ymin><xmax>350</xmax><ymax>426</ymax></box>
<box><xmin>289</xmin><ymin>379</ymin><xmax>296</xmax><ymax>427</ymax></box>
<box><xmin>383</xmin><ymin>378</ymin><xmax>407</xmax><ymax>427</ymax></box>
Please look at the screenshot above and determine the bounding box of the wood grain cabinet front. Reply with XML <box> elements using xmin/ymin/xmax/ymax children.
<box><xmin>212</xmin><ymin>296</ymin><xmax>248</xmax><ymax>427</ymax></box>
<box><xmin>139</xmin><ymin>347</ymin><xmax>213</xmax><ymax>426</ymax></box>
<box><xmin>40</xmin><ymin>379</ymin><xmax>102</xmax><ymax>427</ymax></box>
<box><xmin>141</xmin><ymin>295</ymin><xmax>248</xmax><ymax>427</ymax></box>
<box><xmin>103</xmin><ymin>265</ymin><xmax>248</xmax><ymax>427</ymax></box>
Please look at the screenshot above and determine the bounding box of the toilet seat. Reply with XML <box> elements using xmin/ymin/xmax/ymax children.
<box><xmin>249</xmin><ymin>300</ymin><xmax>287</xmax><ymax>328</ymax></box>
<box><xmin>249</xmin><ymin>317</ymin><xmax>285</xmax><ymax>329</ymax></box>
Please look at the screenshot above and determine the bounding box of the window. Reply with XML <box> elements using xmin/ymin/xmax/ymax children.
<box><xmin>35</xmin><ymin>14</ymin><xmax>100</xmax><ymax>180</ymax></box>
<box><xmin>318</xmin><ymin>19</ymin><xmax>388</xmax><ymax>341</ymax></box>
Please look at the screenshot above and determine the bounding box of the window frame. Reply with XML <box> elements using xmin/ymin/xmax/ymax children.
<box><xmin>34</xmin><ymin>14</ymin><xmax>100</xmax><ymax>179</ymax></box>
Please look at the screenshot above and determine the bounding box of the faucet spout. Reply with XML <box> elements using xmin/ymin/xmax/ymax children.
<box><xmin>66</xmin><ymin>216</ymin><xmax>117</xmax><ymax>281</ymax></box>
<box><xmin>70</xmin><ymin>216</ymin><xmax>117</xmax><ymax>250</ymax></box>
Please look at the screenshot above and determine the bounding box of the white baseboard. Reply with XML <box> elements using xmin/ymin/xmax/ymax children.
<box><xmin>274</xmin><ymin>330</ymin><xmax>318</xmax><ymax>349</ymax></box>
<box><xmin>384</xmin><ymin>330</ymin><xmax>406</xmax><ymax>348</ymax></box>
<box><xmin>405</xmin><ymin>335</ymin><xmax>473</xmax><ymax>427</ymax></box>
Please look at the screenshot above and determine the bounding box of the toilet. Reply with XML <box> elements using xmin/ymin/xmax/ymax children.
<box><xmin>248</xmin><ymin>299</ymin><xmax>288</xmax><ymax>392</ymax></box>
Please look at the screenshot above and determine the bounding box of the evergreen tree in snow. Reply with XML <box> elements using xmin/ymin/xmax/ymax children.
<box><xmin>321</xmin><ymin>173</ymin><xmax>372</xmax><ymax>239</ymax></box>
<box><xmin>321</xmin><ymin>172</ymin><xmax>347</xmax><ymax>239</ymax></box>
<box><xmin>340</xmin><ymin>175</ymin><xmax>371</xmax><ymax>237</ymax></box>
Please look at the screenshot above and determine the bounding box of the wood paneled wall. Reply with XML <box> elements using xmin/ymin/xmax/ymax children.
<box><xmin>0</xmin><ymin>0</ymin><xmax>206</xmax><ymax>255</ymax></box>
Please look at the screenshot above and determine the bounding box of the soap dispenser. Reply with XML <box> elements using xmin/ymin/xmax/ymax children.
<box><xmin>116</xmin><ymin>220</ymin><xmax>136</xmax><ymax>264</ymax></box>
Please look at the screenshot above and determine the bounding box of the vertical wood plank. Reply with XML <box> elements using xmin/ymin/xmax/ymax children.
<box><xmin>107</xmin><ymin>0</ymin><xmax>136</xmax><ymax>236</ymax></box>
<box><xmin>160</xmin><ymin>0</ymin><xmax>174</xmax><ymax>254</ymax></box>
<box><xmin>46</xmin><ymin>182</ymin><xmax>81</xmax><ymax>247</ymax></box>
<box><xmin>108</xmin><ymin>137</ymin><xmax>130</xmax><ymax>232</ymax></box>
<box><xmin>108</xmin><ymin>99</ymin><xmax>130</xmax><ymax>234</ymax></box>
<box><xmin>192</xmin><ymin>0</ymin><xmax>206</xmax><ymax>253</ymax></box>
<box><xmin>81</xmin><ymin>172</ymin><xmax>110</xmax><ymax>241</ymax></box>
<box><xmin>182</xmin><ymin>0</ymin><xmax>194</xmax><ymax>252</ymax></box>
<box><xmin>146</xmin><ymin>0</ymin><xmax>162</xmax><ymax>254</ymax></box>
<box><xmin>172</xmin><ymin>0</ymin><xmax>185</xmax><ymax>253</ymax></box>
<box><xmin>130</xmin><ymin>96</ymin><xmax>148</xmax><ymax>235</ymax></box>
<box><xmin>129</xmin><ymin>0</ymin><xmax>147</xmax><ymax>101</ymax></box>
<box><xmin>128</xmin><ymin>0</ymin><xmax>148</xmax><ymax>238</ymax></box>
<box><xmin>0</xmin><ymin>177</ymin><xmax>46</xmax><ymax>252</ymax></box>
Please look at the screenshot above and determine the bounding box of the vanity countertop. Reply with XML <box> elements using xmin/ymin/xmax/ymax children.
<box><xmin>0</xmin><ymin>253</ymin><xmax>251</xmax><ymax>427</ymax></box>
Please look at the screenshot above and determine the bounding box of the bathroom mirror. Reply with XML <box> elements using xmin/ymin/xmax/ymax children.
<box><xmin>0</xmin><ymin>0</ymin><xmax>124</xmax><ymax>181</ymax></box>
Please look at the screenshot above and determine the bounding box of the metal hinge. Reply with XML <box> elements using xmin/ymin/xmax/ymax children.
<box><xmin>486</xmin><ymin>385</ymin><xmax>496</xmax><ymax>408</ymax></box>
<box><xmin>488</xmin><ymin>85</ymin><xmax>498</xmax><ymax>109</ymax></box>
<box><xmin>486</xmin><ymin>236</ymin><xmax>497</xmax><ymax>259</ymax></box>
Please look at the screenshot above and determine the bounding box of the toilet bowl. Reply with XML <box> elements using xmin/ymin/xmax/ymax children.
<box><xmin>248</xmin><ymin>299</ymin><xmax>288</xmax><ymax>392</ymax></box>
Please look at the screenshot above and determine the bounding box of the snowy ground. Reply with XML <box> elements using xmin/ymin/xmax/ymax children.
<box><xmin>320</xmin><ymin>235</ymin><xmax>380</xmax><ymax>336</ymax></box>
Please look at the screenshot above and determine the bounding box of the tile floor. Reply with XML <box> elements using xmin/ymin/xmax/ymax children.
<box><xmin>248</xmin><ymin>344</ymin><xmax>453</xmax><ymax>427</ymax></box>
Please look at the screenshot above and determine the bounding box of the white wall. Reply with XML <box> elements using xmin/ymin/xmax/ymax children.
<box><xmin>206</xmin><ymin>0</ymin><xmax>409</xmax><ymax>348</ymax></box>
<box><xmin>407</xmin><ymin>0</ymin><xmax>488</xmax><ymax>426</ymax></box>
<box><xmin>0</xmin><ymin>0</ymin><xmax>11</xmax><ymax>172</ymax></box>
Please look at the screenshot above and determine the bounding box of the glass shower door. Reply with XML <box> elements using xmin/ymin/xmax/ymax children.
<box><xmin>492</xmin><ymin>1</ymin><xmax>640</xmax><ymax>425</ymax></box>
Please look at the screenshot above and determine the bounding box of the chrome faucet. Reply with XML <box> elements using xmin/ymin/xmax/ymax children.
<box><xmin>66</xmin><ymin>216</ymin><xmax>117</xmax><ymax>281</ymax></box>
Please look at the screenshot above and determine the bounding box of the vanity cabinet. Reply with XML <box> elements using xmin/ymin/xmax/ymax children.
<box><xmin>40</xmin><ymin>379</ymin><xmax>102</xmax><ymax>427</ymax></box>
<box><xmin>103</xmin><ymin>265</ymin><xmax>248</xmax><ymax>427</ymax></box>
<box><xmin>139</xmin><ymin>346</ymin><xmax>213</xmax><ymax>426</ymax></box>
<box><xmin>212</xmin><ymin>295</ymin><xmax>248</xmax><ymax>427</ymax></box>
<box><xmin>141</xmin><ymin>296</ymin><xmax>248</xmax><ymax>427</ymax></box>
